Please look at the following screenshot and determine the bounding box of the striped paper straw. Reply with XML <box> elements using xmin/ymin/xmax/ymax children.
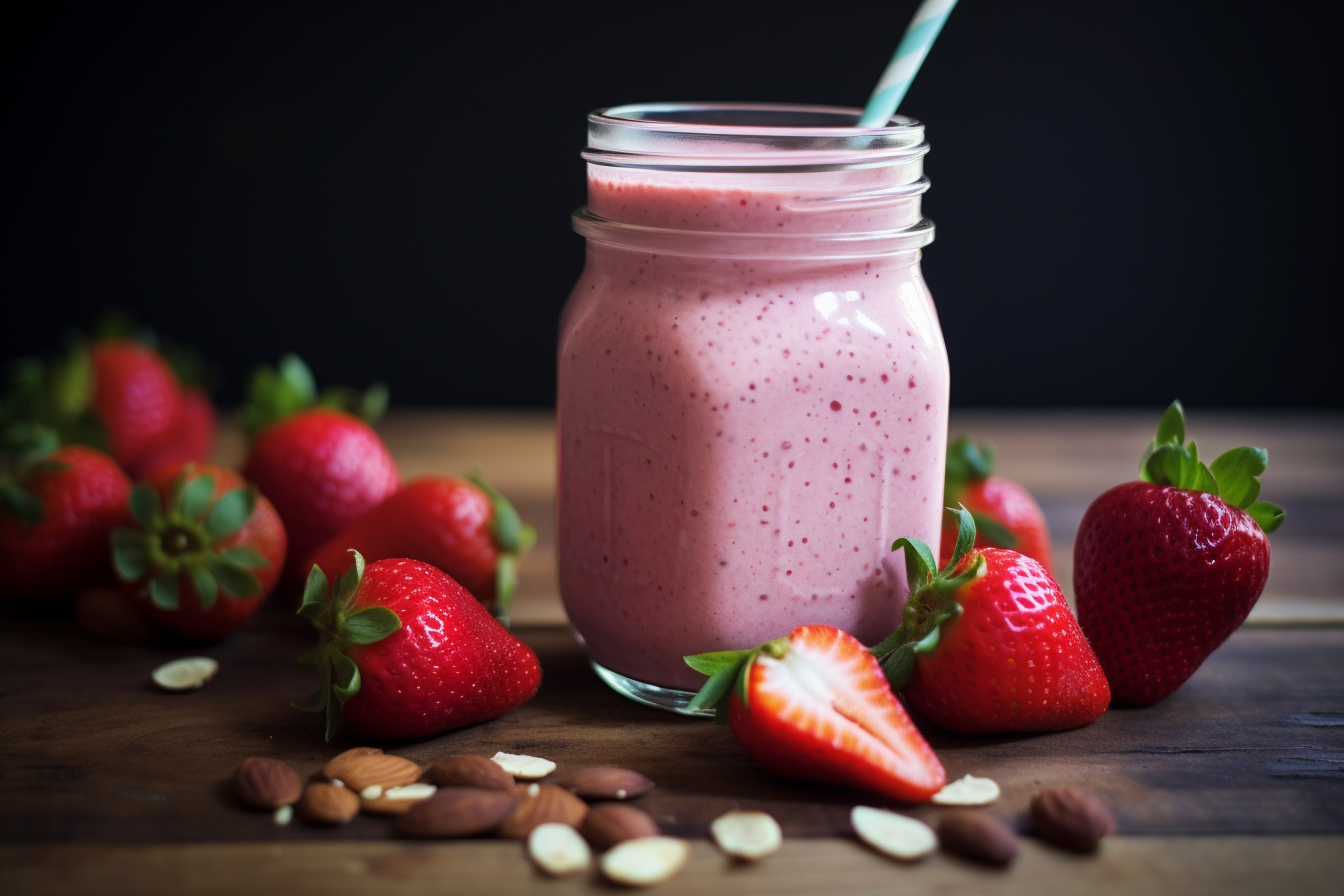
<box><xmin>858</xmin><ymin>0</ymin><xmax>959</xmax><ymax>127</ymax></box>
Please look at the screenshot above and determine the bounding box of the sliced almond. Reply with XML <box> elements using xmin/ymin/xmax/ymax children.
<box><xmin>398</xmin><ymin>787</ymin><xmax>521</xmax><ymax>838</ymax></box>
<box><xmin>600</xmin><ymin>836</ymin><xmax>691</xmax><ymax>887</ymax></box>
<box><xmin>554</xmin><ymin>767</ymin><xmax>654</xmax><ymax>801</ymax></box>
<box><xmin>151</xmin><ymin>656</ymin><xmax>218</xmax><ymax>691</ymax></box>
<box><xmin>851</xmin><ymin>806</ymin><xmax>937</xmax><ymax>862</ymax></box>
<box><xmin>932</xmin><ymin>774</ymin><xmax>1001</xmax><ymax>807</ymax></box>
<box><xmin>527</xmin><ymin>822</ymin><xmax>592</xmax><ymax>877</ymax></box>
<box><xmin>492</xmin><ymin>752</ymin><xmax>556</xmax><ymax>779</ymax></box>
<box><xmin>580</xmin><ymin>803</ymin><xmax>661</xmax><ymax>849</ymax></box>
<box><xmin>497</xmin><ymin>784</ymin><xmax>589</xmax><ymax>839</ymax></box>
<box><xmin>430</xmin><ymin>754</ymin><xmax>516</xmax><ymax>790</ymax></box>
<box><xmin>362</xmin><ymin>783</ymin><xmax>439</xmax><ymax>816</ymax></box>
<box><xmin>709</xmin><ymin>810</ymin><xmax>782</xmax><ymax>860</ymax></box>
<box><xmin>234</xmin><ymin>756</ymin><xmax>302</xmax><ymax>810</ymax></box>
<box><xmin>323</xmin><ymin>752</ymin><xmax>422</xmax><ymax>791</ymax></box>
<box><xmin>272</xmin><ymin>805</ymin><xmax>293</xmax><ymax>827</ymax></box>
<box><xmin>298</xmin><ymin>781</ymin><xmax>361</xmax><ymax>825</ymax></box>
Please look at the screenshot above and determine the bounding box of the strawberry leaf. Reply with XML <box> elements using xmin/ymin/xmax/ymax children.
<box><xmin>129</xmin><ymin>483</ymin><xmax>164</xmax><ymax>529</ymax></box>
<box><xmin>344</xmin><ymin>606</ymin><xmax>401</xmax><ymax>645</ymax></box>
<box><xmin>944</xmin><ymin>435</ymin><xmax>994</xmax><ymax>499</ymax></box>
<box><xmin>185</xmin><ymin>559</ymin><xmax>219</xmax><ymax>612</ymax></box>
<box><xmin>1155</xmin><ymin>400</ymin><xmax>1186</xmax><ymax>447</ymax></box>
<box><xmin>292</xmin><ymin>687</ymin><xmax>328</xmax><ymax>714</ymax></box>
<box><xmin>969</xmin><ymin>511</ymin><xmax>1019</xmax><ymax>550</ymax></box>
<box><xmin>684</xmin><ymin>648</ymin><xmax>752</xmax><ymax>677</ymax></box>
<box><xmin>219</xmin><ymin>546</ymin><xmax>269</xmax><ymax>569</ymax></box>
<box><xmin>149</xmin><ymin>567</ymin><xmax>180</xmax><ymax>611</ymax></box>
<box><xmin>302</xmin><ymin>564</ymin><xmax>330</xmax><ymax>608</ymax></box>
<box><xmin>686</xmin><ymin>666</ymin><xmax>738</xmax><ymax>717</ymax></box>
<box><xmin>207</xmin><ymin>554</ymin><xmax>261</xmax><ymax>599</ymax></box>
<box><xmin>179</xmin><ymin>474</ymin><xmax>216</xmax><ymax>520</ymax></box>
<box><xmin>111</xmin><ymin>529</ymin><xmax>153</xmax><ymax>580</ymax></box>
<box><xmin>942</xmin><ymin>505</ymin><xmax>977</xmax><ymax>574</ymax></box>
<box><xmin>331</xmin><ymin>653</ymin><xmax>361</xmax><ymax>704</ymax></box>
<box><xmin>1</xmin><ymin>481</ymin><xmax>44</xmax><ymax>526</ymax></box>
<box><xmin>1210</xmin><ymin>446</ymin><xmax>1267</xmax><ymax>509</ymax></box>
<box><xmin>204</xmin><ymin>487</ymin><xmax>256</xmax><ymax>540</ymax></box>
<box><xmin>1247</xmin><ymin>500</ymin><xmax>1285</xmax><ymax>534</ymax></box>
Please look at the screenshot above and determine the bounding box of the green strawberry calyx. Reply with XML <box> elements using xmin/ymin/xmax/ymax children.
<box><xmin>467</xmin><ymin>468</ymin><xmax>537</xmax><ymax>623</ymax></box>
<box><xmin>943</xmin><ymin>435</ymin><xmax>1018</xmax><ymax>549</ymax></box>
<box><xmin>1139</xmin><ymin>400</ymin><xmax>1284</xmax><ymax>533</ymax></box>
<box><xmin>294</xmin><ymin>551</ymin><xmax>403</xmax><ymax>742</ymax></box>
<box><xmin>240</xmin><ymin>353</ymin><xmax>389</xmax><ymax>440</ymax></box>
<box><xmin>869</xmin><ymin>505</ymin><xmax>987</xmax><ymax>691</ymax></box>
<box><xmin>684</xmin><ymin>635</ymin><xmax>791</xmax><ymax>725</ymax></box>
<box><xmin>111</xmin><ymin>466</ymin><xmax>271</xmax><ymax>612</ymax></box>
<box><xmin>0</xmin><ymin>422</ymin><xmax>69</xmax><ymax>526</ymax></box>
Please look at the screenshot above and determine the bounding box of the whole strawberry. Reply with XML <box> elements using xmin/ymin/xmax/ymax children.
<box><xmin>685</xmin><ymin>625</ymin><xmax>945</xmax><ymax>803</ymax></box>
<box><xmin>241</xmin><ymin>355</ymin><xmax>398</xmax><ymax>584</ymax></box>
<box><xmin>1074</xmin><ymin>401</ymin><xmax>1283</xmax><ymax>706</ymax></box>
<box><xmin>306</xmin><ymin>474</ymin><xmax>535</xmax><ymax>619</ymax></box>
<box><xmin>132</xmin><ymin>386</ymin><xmax>218</xmax><ymax>477</ymax></box>
<box><xmin>1</xmin><ymin>431</ymin><xmax>131</xmax><ymax>603</ymax></box>
<box><xmin>112</xmin><ymin>462</ymin><xmax>286</xmax><ymax>639</ymax></box>
<box><xmin>940</xmin><ymin>436</ymin><xmax>1053</xmax><ymax>574</ymax></box>
<box><xmin>89</xmin><ymin>339</ymin><xmax>184</xmax><ymax>477</ymax></box>
<box><xmin>295</xmin><ymin>552</ymin><xmax>542</xmax><ymax>740</ymax></box>
<box><xmin>874</xmin><ymin>507</ymin><xmax>1110</xmax><ymax>734</ymax></box>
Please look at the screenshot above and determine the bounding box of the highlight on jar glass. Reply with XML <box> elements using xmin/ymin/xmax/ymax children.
<box><xmin>557</xmin><ymin>102</ymin><xmax>950</xmax><ymax>712</ymax></box>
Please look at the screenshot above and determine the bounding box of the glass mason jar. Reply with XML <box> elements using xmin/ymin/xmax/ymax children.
<box><xmin>557</xmin><ymin>103</ymin><xmax>949</xmax><ymax>711</ymax></box>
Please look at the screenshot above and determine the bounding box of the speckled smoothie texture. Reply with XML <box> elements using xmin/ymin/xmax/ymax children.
<box><xmin>558</xmin><ymin>172</ymin><xmax>949</xmax><ymax>691</ymax></box>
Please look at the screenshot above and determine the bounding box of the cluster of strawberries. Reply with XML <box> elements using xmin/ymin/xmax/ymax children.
<box><xmin>1</xmin><ymin>339</ymin><xmax>540</xmax><ymax>741</ymax></box>
<box><xmin>686</xmin><ymin>402</ymin><xmax>1283</xmax><ymax>802</ymax></box>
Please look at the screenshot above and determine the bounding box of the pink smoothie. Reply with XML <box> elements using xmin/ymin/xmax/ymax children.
<box><xmin>558</xmin><ymin>166</ymin><xmax>949</xmax><ymax>692</ymax></box>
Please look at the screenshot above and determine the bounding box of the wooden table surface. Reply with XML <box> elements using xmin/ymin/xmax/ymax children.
<box><xmin>3</xmin><ymin>410</ymin><xmax>1342</xmax><ymax>895</ymax></box>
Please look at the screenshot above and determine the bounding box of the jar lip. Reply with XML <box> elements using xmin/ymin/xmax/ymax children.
<box><xmin>591</xmin><ymin>102</ymin><xmax>923</xmax><ymax>137</ymax></box>
<box><xmin>585</xmin><ymin>102</ymin><xmax>928</xmax><ymax>171</ymax></box>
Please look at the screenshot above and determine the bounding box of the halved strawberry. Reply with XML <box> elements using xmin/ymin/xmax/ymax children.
<box><xmin>685</xmin><ymin>625</ymin><xmax>945</xmax><ymax>803</ymax></box>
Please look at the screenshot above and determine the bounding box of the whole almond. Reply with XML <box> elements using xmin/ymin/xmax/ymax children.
<box><xmin>580</xmin><ymin>802</ymin><xmax>661</xmax><ymax>849</ymax></box>
<box><xmin>938</xmin><ymin>810</ymin><xmax>1018</xmax><ymax>867</ymax></box>
<box><xmin>234</xmin><ymin>757</ymin><xmax>303</xmax><ymax>810</ymax></box>
<box><xmin>322</xmin><ymin>746</ymin><xmax>383</xmax><ymax>783</ymax></box>
<box><xmin>554</xmin><ymin>767</ymin><xmax>654</xmax><ymax>801</ymax></box>
<box><xmin>298</xmin><ymin>781</ymin><xmax>361</xmax><ymax>825</ymax></box>
<box><xmin>1030</xmin><ymin>787</ymin><xmax>1115</xmax><ymax>852</ymax></box>
<box><xmin>324</xmin><ymin>752</ymin><xmax>422</xmax><ymax>792</ymax></box>
<box><xmin>398</xmin><ymin>787</ymin><xmax>521</xmax><ymax>839</ymax></box>
<box><xmin>430</xmin><ymin>754</ymin><xmax>515</xmax><ymax>791</ymax></box>
<box><xmin>497</xmin><ymin>783</ymin><xmax>589</xmax><ymax>839</ymax></box>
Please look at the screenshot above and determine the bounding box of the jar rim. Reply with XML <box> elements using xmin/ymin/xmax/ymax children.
<box><xmin>585</xmin><ymin>102</ymin><xmax>928</xmax><ymax>172</ymax></box>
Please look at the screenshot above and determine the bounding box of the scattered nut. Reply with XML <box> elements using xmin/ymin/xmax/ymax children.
<box><xmin>272</xmin><ymin>805</ymin><xmax>293</xmax><ymax>827</ymax></box>
<box><xmin>709</xmin><ymin>810</ymin><xmax>782</xmax><ymax>860</ymax></box>
<box><xmin>151</xmin><ymin>656</ymin><xmax>219</xmax><ymax>691</ymax></box>
<box><xmin>527</xmin><ymin>822</ymin><xmax>592</xmax><ymax>877</ymax></box>
<box><xmin>234</xmin><ymin>756</ymin><xmax>302</xmax><ymax>810</ymax></box>
<box><xmin>76</xmin><ymin>587</ymin><xmax>151</xmax><ymax>644</ymax></box>
<box><xmin>932</xmin><ymin>774</ymin><xmax>1001</xmax><ymax>807</ymax></box>
<box><xmin>298</xmin><ymin>781</ymin><xmax>361</xmax><ymax>825</ymax></box>
<box><xmin>321</xmin><ymin>747</ymin><xmax>383</xmax><ymax>781</ymax></box>
<box><xmin>323</xmin><ymin>751</ymin><xmax>421</xmax><ymax>792</ymax></box>
<box><xmin>430</xmin><ymin>754</ymin><xmax>516</xmax><ymax>790</ymax></box>
<box><xmin>360</xmin><ymin>785</ymin><xmax>383</xmax><ymax>800</ymax></box>
<box><xmin>497</xmin><ymin>784</ymin><xmax>589</xmax><ymax>839</ymax></box>
<box><xmin>600</xmin><ymin>836</ymin><xmax>691</xmax><ymax>887</ymax></box>
<box><xmin>851</xmin><ymin>806</ymin><xmax>937</xmax><ymax>861</ymax></box>
<box><xmin>937</xmin><ymin>810</ymin><xmax>1018</xmax><ymax>866</ymax></box>
<box><xmin>492</xmin><ymin>752</ymin><xmax>556</xmax><ymax>779</ymax></box>
<box><xmin>362</xmin><ymin>783</ymin><xmax>439</xmax><ymax>816</ymax></box>
<box><xmin>1030</xmin><ymin>787</ymin><xmax>1115</xmax><ymax>852</ymax></box>
<box><xmin>398</xmin><ymin>787</ymin><xmax>521</xmax><ymax>838</ymax></box>
<box><xmin>581</xmin><ymin>803</ymin><xmax>661</xmax><ymax>849</ymax></box>
<box><xmin>554</xmin><ymin>767</ymin><xmax>654</xmax><ymax>801</ymax></box>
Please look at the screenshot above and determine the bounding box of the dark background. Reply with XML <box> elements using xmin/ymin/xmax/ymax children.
<box><xmin>7</xmin><ymin>2</ymin><xmax>1340</xmax><ymax>410</ymax></box>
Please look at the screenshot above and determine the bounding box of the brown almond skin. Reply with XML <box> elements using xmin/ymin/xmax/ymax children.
<box><xmin>1030</xmin><ymin>787</ymin><xmax>1116</xmax><ymax>852</ymax></box>
<box><xmin>323</xmin><ymin>752</ymin><xmax>421</xmax><ymax>791</ymax></box>
<box><xmin>497</xmin><ymin>784</ymin><xmax>589</xmax><ymax>839</ymax></box>
<box><xmin>298</xmin><ymin>782</ymin><xmax>361</xmax><ymax>825</ymax></box>
<box><xmin>234</xmin><ymin>757</ymin><xmax>303</xmax><ymax>810</ymax></box>
<box><xmin>398</xmin><ymin>787</ymin><xmax>521</xmax><ymax>839</ymax></box>
<box><xmin>554</xmin><ymin>767</ymin><xmax>655</xmax><ymax>801</ymax></box>
<box><xmin>938</xmin><ymin>810</ymin><xmax>1019</xmax><ymax>867</ymax></box>
<box><xmin>580</xmin><ymin>802</ymin><xmax>661</xmax><ymax>849</ymax></box>
<box><xmin>322</xmin><ymin>747</ymin><xmax>382</xmax><ymax>781</ymax></box>
<box><xmin>429</xmin><ymin>755</ymin><xmax>515</xmax><ymax>791</ymax></box>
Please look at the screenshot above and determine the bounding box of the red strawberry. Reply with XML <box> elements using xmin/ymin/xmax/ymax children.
<box><xmin>1073</xmin><ymin>401</ymin><xmax>1282</xmax><ymax>706</ymax></box>
<box><xmin>940</xmin><ymin>436</ymin><xmax>1053</xmax><ymax>574</ymax></box>
<box><xmin>112</xmin><ymin>462</ymin><xmax>287</xmax><ymax>639</ymax></box>
<box><xmin>295</xmin><ymin>552</ymin><xmax>542</xmax><ymax>741</ymax></box>
<box><xmin>89</xmin><ymin>339</ymin><xmax>184</xmax><ymax>477</ymax></box>
<box><xmin>132</xmin><ymin>387</ymin><xmax>217</xmax><ymax>477</ymax></box>
<box><xmin>685</xmin><ymin>625</ymin><xmax>945</xmax><ymax>803</ymax></box>
<box><xmin>306</xmin><ymin>474</ymin><xmax>535</xmax><ymax>618</ymax></box>
<box><xmin>1</xmin><ymin>440</ymin><xmax>131</xmax><ymax>602</ymax></box>
<box><xmin>240</xmin><ymin>355</ymin><xmax>397</xmax><ymax>584</ymax></box>
<box><xmin>873</xmin><ymin>508</ymin><xmax>1110</xmax><ymax>734</ymax></box>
